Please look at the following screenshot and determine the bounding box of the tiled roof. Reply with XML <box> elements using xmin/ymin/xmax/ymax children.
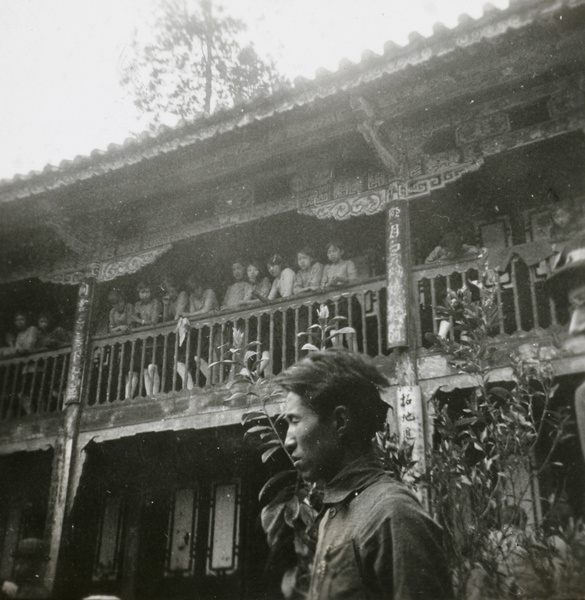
<box><xmin>0</xmin><ymin>0</ymin><xmax>578</xmax><ymax>203</ymax></box>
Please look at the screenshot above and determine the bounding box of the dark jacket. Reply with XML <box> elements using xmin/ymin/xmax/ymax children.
<box><xmin>307</xmin><ymin>454</ymin><xmax>453</xmax><ymax>600</ymax></box>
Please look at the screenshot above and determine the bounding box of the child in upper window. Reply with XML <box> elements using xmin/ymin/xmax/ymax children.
<box><xmin>184</xmin><ymin>275</ymin><xmax>218</xmax><ymax>316</ymax></box>
<box><xmin>222</xmin><ymin>259</ymin><xmax>253</xmax><ymax>309</ymax></box>
<box><xmin>0</xmin><ymin>311</ymin><xmax>38</xmax><ymax>357</ymax></box>
<box><xmin>131</xmin><ymin>282</ymin><xmax>161</xmax><ymax>328</ymax></box>
<box><xmin>243</xmin><ymin>260</ymin><xmax>272</xmax><ymax>304</ymax></box>
<box><xmin>160</xmin><ymin>276</ymin><xmax>189</xmax><ymax>322</ymax></box>
<box><xmin>321</xmin><ymin>241</ymin><xmax>358</xmax><ymax>288</ymax></box>
<box><xmin>130</xmin><ymin>282</ymin><xmax>162</xmax><ymax>396</ymax></box>
<box><xmin>267</xmin><ymin>254</ymin><xmax>295</xmax><ymax>300</ymax></box>
<box><xmin>424</xmin><ymin>230</ymin><xmax>479</xmax><ymax>264</ymax></box>
<box><xmin>293</xmin><ymin>246</ymin><xmax>324</xmax><ymax>295</ymax></box>
<box><xmin>36</xmin><ymin>313</ymin><xmax>71</xmax><ymax>349</ymax></box>
<box><xmin>107</xmin><ymin>290</ymin><xmax>134</xmax><ymax>334</ymax></box>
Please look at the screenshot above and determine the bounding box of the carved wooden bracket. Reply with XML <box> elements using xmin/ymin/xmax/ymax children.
<box><xmin>351</xmin><ymin>96</ymin><xmax>406</xmax><ymax>178</ymax></box>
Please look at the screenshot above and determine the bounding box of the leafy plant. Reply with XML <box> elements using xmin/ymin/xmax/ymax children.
<box><xmin>425</xmin><ymin>273</ymin><xmax>577</xmax><ymax>599</ymax></box>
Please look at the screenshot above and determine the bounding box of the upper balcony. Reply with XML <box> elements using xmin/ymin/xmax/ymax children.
<box><xmin>85</xmin><ymin>277</ymin><xmax>387</xmax><ymax>408</ymax></box>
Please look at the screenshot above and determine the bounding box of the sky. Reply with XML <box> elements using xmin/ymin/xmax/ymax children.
<box><xmin>0</xmin><ymin>0</ymin><xmax>509</xmax><ymax>181</ymax></box>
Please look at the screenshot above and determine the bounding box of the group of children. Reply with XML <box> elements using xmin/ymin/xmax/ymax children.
<box><xmin>105</xmin><ymin>240</ymin><xmax>358</xmax><ymax>334</ymax></box>
<box><xmin>99</xmin><ymin>241</ymin><xmax>359</xmax><ymax>399</ymax></box>
<box><xmin>0</xmin><ymin>311</ymin><xmax>71</xmax><ymax>358</ymax></box>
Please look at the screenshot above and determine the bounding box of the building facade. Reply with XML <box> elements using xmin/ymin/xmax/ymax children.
<box><xmin>1</xmin><ymin>1</ymin><xmax>585</xmax><ymax>598</ymax></box>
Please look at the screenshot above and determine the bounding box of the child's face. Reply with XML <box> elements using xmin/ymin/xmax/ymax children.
<box><xmin>297</xmin><ymin>252</ymin><xmax>312</xmax><ymax>270</ymax></box>
<box><xmin>268</xmin><ymin>263</ymin><xmax>281</xmax><ymax>278</ymax></box>
<box><xmin>162</xmin><ymin>281</ymin><xmax>177</xmax><ymax>298</ymax></box>
<box><xmin>553</xmin><ymin>208</ymin><xmax>571</xmax><ymax>228</ymax></box>
<box><xmin>14</xmin><ymin>315</ymin><xmax>27</xmax><ymax>331</ymax></box>
<box><xmin>38</xmin><ymin>317</ymin><xmax>50</xmax><ymax>332</ymax></box>
<box><xmin>232</xmin><ymin>262</ymin><xmax>245</xmax><ymax>281</ymax></box>
<box><xmin>139</xmin><ymin>288</ymin><xmax>152</xmax><ymax>302</ymax></box>
<box><xmin>247</xmin><ymin>264</ymin><xmax>259</xmax><ymax>282</ymax></box>
<box><xmin>327</xmin><ymin>245</ymin><xmax>342</xmax><ymax>264</ymax></box>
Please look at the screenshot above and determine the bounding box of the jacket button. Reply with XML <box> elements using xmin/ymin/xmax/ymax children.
<box><xmin>330</xmin><ymin>508</ymin><xmax>337</xmax><ymax>518</ymax></box>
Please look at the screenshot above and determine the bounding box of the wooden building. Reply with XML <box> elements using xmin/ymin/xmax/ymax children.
<box><xmin>0</xmin><ymin>0</ymin><xmax>584</xmax><ymax>597</ymax></box>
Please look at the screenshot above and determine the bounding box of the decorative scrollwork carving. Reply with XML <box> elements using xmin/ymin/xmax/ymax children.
<box><xmin>297</xmin><ymin>190</ymin><xmax>388</xmax><ymax>220</ymax></box>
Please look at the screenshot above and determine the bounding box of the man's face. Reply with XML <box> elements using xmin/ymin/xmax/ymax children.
<box><xmin>232</xmin><ymin>262</ymin><xmax>245</xmax><ymax>281</ymax></box>
<box><xmin>283</xmin><ymin>391</ymin><xmax>342</xmax><ymax>485</ymax></box>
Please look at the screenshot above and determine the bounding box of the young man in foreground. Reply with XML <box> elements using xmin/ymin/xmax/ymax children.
<box><xmin>277</xmin><ymin>349</ymin><xmax>453</xmax><ymax>600</ymax></box>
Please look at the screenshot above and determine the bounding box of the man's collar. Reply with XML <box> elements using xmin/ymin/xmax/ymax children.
<box><xmin>322</xmin><ymin>453</ymin><xmax>386</xmax><ymax>506</ymax></box>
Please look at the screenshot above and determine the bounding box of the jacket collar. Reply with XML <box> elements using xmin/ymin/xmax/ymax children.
<box><xmin>322</xmin><ymin>453</ymin><xmax>386</xmax><ymax>506</ymax></box>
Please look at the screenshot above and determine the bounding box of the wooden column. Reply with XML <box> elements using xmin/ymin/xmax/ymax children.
<box><xmin>43</xmin><ymin>279</ymin><xmax>94</xmax><ymax>592</ymax></box>
<box><xmin>386</xmin><ymin>194</ymin><xmax>427</xmax><ymax>480</ymax></box>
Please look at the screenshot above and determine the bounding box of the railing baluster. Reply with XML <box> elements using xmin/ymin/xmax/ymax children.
<box><xmin>360</xmin><ymin>292</ymin><xmax>368</xmax><ymax>354</ymax></box>
<box><xmin>219</xmin><ymin>322</ymin><xmax>226</xmax><ymax>384</ymax></box>
<box><xmin>510</xmin><ymin>258</ymin><xmax>522</xmax><ymax>331</ymax></box>
<box><xmin>171</xmin><ymin>333</ymin><xmax>179</xmax><ymax>393</ymax></box>
<box><xmin>281</xmin><ymin>309</ymin><xmax>287</xmax><ymax>370</ymax></box>
<box><xmin>28</xmin><ymin>359</ymin><xmax>39</xmax><ymax>415</ymax></box>
<box><xmin>207</xmin><ymin>324</ymin><xmax>215</xmax><ymax>387</ymax></box>
<box><xmin>138</xmin><ymin>338</ymin><xmax>146</xmax><ymax>397</ymax></box>
<box><xmin>376</xmin><ymin>289</ymin><xmax>383</xmax><ymax>356</ymax></box>
<box><xmin>161</xmin><ymin>332</ymin><xmax>169</xmax><ymax>393</ymax></box>
<box><xmin>38</xmin><ymin>356</ymin><xmax>49</xmax><ymax>413</ymax></box>
<box><xmin>8</xmin><ymin>364</ymin><xmax>19</xmax><ymax>418</ymax></box>
<box><xmin>184</xmin><ymin>329</ymin><xmax>191</xmax><ymax>393</ymax></box>
<box><xmin>1</xmin><ymin>364</ymin><xmax>9</xmax><ymax>419</ymax></box>
<box><xmin>128</xmin><ymin>340</ymin><xmax>136</xmax><ymax>400</ymax></box>
<box><xmin>268</xmin><ymin>313</ymin><xmax>275</xmax><ymax>377</ymax></box>
<box><xmin>94</xmin><ymin>346</ymin><xmax>105</xmax><ymax>405</ymax></box>
<box><xmin>544</xmin><ymin>259</ymin><xmax>558</xmax><ymax>325</ymax></box>
<box><xmin>494</xmin><ymin>273</ymin><xmax>505</xmax><ymax>334</ymax></box>
<box><xmin>430</xmin><ymin>278</ymin><xmax>438</xmax><ymax>334</ymax></box>
<box><xmin>57</xmin><ymin>354</ymin><xmax>68</xmax><ymax>411</ymax></box>
<box><xmin>116</xmin><ymin>343</ymin><xmax>126</xmax><ymax>402</ymax></box>
<box><xmin>528</xmin><ymin>266</ymin><xmax>540</xmax><ymax>329</ymax></box>
<box><xmin>294</xmin><ymin>307</ymin><xmax>300</xmax><ymax>363</ymax></box>
<box><xmin>105</xmin><ymin>345</ymin><xmax>116</xmax><ymax>404</ymax></box>
<box><xmin>195</xmin><ymin>326</ymin><xmax>202</xmax><ymax>388</ymax></box>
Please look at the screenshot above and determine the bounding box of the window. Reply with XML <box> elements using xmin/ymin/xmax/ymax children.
<box><xmin>93</xmin><ymin>494</ymin><xmax>124</xmax><ymax>582</ymax></box>
<box><xmin>165</xmin><ymin>487</ymin><xmax>199</xmax><ymax>577</ymax></box>
<box><xmin>206</xmin><ymin>481</ymin><xmax>241</xmax><ymax>575</ymax></box>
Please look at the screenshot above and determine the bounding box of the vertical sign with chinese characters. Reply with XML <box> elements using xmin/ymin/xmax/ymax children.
<box><xmin>396</xmin><ymin>386</ymin><xmax>426</xmax><ymax>473</ymax></box>
<box><xmin>386</xmin><ymin>201</ymin><xmax>408</xmax><ymax>347</ymax></box>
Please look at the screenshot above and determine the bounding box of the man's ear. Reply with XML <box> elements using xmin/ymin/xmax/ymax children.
<box><xmin>332</xmin><ymin>405</ymin><xmax>350</xmax><ymax>437</ymax></box>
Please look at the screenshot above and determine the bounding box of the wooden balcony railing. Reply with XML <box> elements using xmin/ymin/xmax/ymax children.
<box><xmin>0</xmin><ymin>347</ymin><xmax>70</xmax><ymax>420</ymax></box>
<box><xmin>413</xmin><ymin>246</ymin><xmax>560</xmax><ymax>347</ymax></box>
<box><xmin>87</xmin><ymin>278</ymin><xmax>388</xmax><ymax>406</ymax></box>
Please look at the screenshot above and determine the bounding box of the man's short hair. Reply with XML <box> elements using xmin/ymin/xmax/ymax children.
<box><xmin>276</xmin><ymin>349</ymin><xmax>389</xmax><ymax>443</ymax></box>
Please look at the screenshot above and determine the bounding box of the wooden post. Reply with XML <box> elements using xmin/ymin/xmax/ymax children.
<box><xmin>43</xmin><ymin>279</ymin><xmax>94</xmax><ymax>592</ymax></box>
<box><xmin>386</xmin><ymin>193</ymin><xmax>428</xmax><ymax>498</ymax></box>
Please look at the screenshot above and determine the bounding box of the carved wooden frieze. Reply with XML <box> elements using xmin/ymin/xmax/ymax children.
<box><xmin>297</xmin><ymin>189</ymin><xmax>388</xmax><ymax>220</ymax></box>
<box><xmin>386</xmin><ymin>201</ymin><xmax>408</xmax><ymax>347</ymax></box>
<box><xmin>406</xmin><ymin>160</ymin><xmax>483</xmax><ymax>199</ymax></box>
<box><xmin>97</xmin><ymin>245</ymin><xmax>172</xmax><ymax>282</ymax></box>
<box><xmin>39</xmin><ymin>245</ymin><xmax>172</xmax><ymax>285</ymax></box>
